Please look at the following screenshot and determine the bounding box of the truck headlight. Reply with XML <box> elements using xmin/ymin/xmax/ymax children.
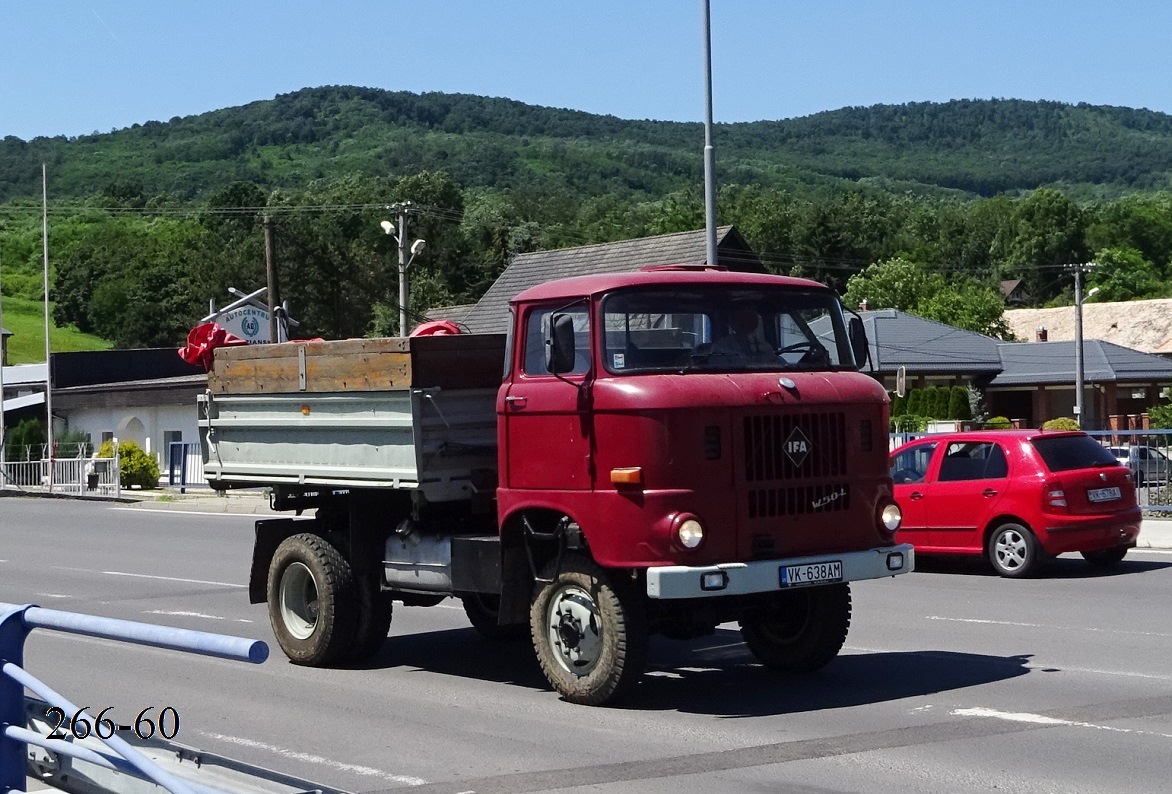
<box><xmin>676</xmin><ymin>516</ymin><xmax>705</xmax><ymax>549</ymax></box>
<box><xmin>880</xmin><ymin>502</ymin><xmax>902</xmax><ymax>533</ymax></box>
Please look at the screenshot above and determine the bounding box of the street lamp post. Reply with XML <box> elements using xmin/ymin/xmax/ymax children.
<box><xmin>380</xmin><ymin>203</ymin><xmax>426</xmax><ymax>338</ymax></box>
<box><xmin>1073</xmin><ymin>268</ymin><xmax>1100</xmax><ymax>429</ymax></box>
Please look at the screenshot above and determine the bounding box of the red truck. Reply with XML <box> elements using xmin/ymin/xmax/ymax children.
<box><xmin>199</xmin><ymin>266</ymin><xmax>913</xmax><ymax>705</ymax></box>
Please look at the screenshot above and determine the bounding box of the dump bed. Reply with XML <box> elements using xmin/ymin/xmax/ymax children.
<box><xmin>199</xmin><ymin>334</ymin><xmax>505</xmax><ymax>502</ymax></box>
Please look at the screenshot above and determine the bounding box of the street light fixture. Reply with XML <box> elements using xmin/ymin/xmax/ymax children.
<box><xmin>380</xmin><ymin>211</ymin><xmax>426</xmax><ymax>337</ymax></box>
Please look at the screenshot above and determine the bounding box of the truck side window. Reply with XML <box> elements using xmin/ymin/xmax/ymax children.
<box><xmin>523</xmin><ymin>306</ymin><xmax>590</xmax><ymax>376</ymax></box>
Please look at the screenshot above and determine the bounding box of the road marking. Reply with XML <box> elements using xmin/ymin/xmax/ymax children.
<box><xmin>102</xmin><ymin>570</ymin><xmax>246</xmax><ymax>588</ymax></box>
<box><xmin>953</xmin><ymin>707</ymin><xmax>1172</xmax><ymax>739</ymax></box>
<box><xmin>201</xmin><ymin>732</ymin><xmax>428</xmax><ymax>785</ymax></box>
<box><xmin>35</xmin><ymin>593</ymin><xmax>73</xmax><ymax>599</ymax></box>
<box><xmin>926</xmin><ymin>615</ymin><xmax>1172</xmax><ymax>639</ymax></box>
<box><xmin>109</xmin><ymin>507</ymin><xmax>256</xmax><ymax>518</ymax></box>
<box><xmin>143</xmin><ymin>609</ymin><xmax>253</xmax><ymax>623</ymax></box>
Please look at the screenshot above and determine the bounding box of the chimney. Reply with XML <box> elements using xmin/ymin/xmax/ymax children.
<box><xmin>1036</xmin><ymin>326</ymin><xmax>1048</xmax><ymax>342</ymax></box>
<box><xmin>859</xmin><ymin>299</ymin><xmax>869</xmax><ymax>311</ymax></box>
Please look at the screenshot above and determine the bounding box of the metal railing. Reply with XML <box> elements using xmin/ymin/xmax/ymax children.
<box><xmin>0</xmin><ymin>452</ymin><xmax>120</xmax><ymax>498</ymax></box>
<box><xmin>0</xmin><ymin>602</ymin><xmax>268</xmax><ymax>794</ymax></box>
<box><xmin>167</xmin><ymin>443</ymin><xmax>206</xmax><ymax>493</ymax></box>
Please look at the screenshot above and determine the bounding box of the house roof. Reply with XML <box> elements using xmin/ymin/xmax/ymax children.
<box><xmin>860</xmin><ymin>309</ymin><xmax>1003</xmax><ymax>374</ymax></box>
<box><xmin>423</xmin><ymin>303</ymin><xmax>477</xmax><ymax>328</ymax></box>
<box><xmin>990</xmin><ymin>340</ymin><xmax>1172</xmax><ymax>387</ymax></box>
<box><xmin>1004</xmin><ymin>299</ymin><xmax>1172</xmax><ymax>355</ymax></box>
<box><xmin>460</xmin><ymin>226</ymin><xmax>761</xmax><ymax>334</ymax></box>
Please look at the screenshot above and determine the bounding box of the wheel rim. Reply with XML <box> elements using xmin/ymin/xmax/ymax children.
<box><xmin>279</xmin><ymin>561</ymin><xmax>319</xmax><ymax>640</ymax></box>
<box><xmin>545</xmin><ymin>583</ymin><xmax>603</xmax><ymax>677</ymax></box>
<box><xmin>756</xmin><ymin>591</ymin><xmax>812</xmax><ymax>644</ymax></box>
<box><xmin>994</xmin><ymin>528</ymin><xmax>1028</xmax><ymax>571</ymax></box>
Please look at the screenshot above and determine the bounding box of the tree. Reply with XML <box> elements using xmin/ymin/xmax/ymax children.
<box><xmin>1004</xmin><ymin>188</ymin><xmax>1089</xmax><ymax>305</ymax></box>
<box><xmin>842</xmin><ymin>257</ymin><xmax>946</xmax><ymax>313</ymax></box>
<box><xmin>1087</xmin><ymin>247</ymin><xmax>1166</xmax><ymax>301</ymax></box>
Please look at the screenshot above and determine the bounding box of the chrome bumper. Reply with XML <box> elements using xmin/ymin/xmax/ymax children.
<box><xmin>645</xmin><ymin>544</ymin><xmax>915</xmax><ymax>599</ymax></box>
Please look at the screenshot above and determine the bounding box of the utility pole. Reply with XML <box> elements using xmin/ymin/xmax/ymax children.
<box><xmin>1067</xmin><ymin>262</ymin><xmax>1097</xmax><ymax>429</ymax></box>
<box><xmin>701</xmin><ymin>0</ymin><xmax>718</xmax><ymax>267</ymax></box>
<box><xmin>264</xmin><ymin>216</ymin><xmax>280</xmax><ymax>343</ymax></box>
<box><xmin>381</xmin><ymin>202</ymin><xmax>425</xmax><ymax>338</ymax></box>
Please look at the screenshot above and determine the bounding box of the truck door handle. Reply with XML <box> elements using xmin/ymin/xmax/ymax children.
<box><xmin>982</xmin><ymin>488</ymin><xmax>998</xmax><ymax>497</ymax></box>
<box><xmin>505</xmin><ymin>396</ymin><xmax>527</xmax><ymax>408</ymax></box>
<box><xmin>909</xmin><ymin>491</ymin><xmax>923</xmax><ymax>500</ymax></box>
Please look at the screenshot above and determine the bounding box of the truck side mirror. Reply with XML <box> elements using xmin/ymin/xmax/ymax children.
<box><xmin>848</xmin><ymin>316</ymin><xmax>869</xmax><ymax>369</ymax></box>
<box><xmin>546</xmin><ymin>313</ymin><xmax>577</xmax><ymax>374</ymax></box>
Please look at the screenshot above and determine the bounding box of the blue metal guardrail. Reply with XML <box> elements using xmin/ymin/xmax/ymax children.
<box><xmin>0</xmin><ymin>602</ymin><xmax>268</xmax><ymax>794</ymax></box>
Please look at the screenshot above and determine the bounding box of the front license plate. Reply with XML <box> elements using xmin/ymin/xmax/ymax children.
<box><xmin>1087</xmin><ymin>486</ymin><xmax>1121</xmax><ymax>503</ymax></box>
<box><xmin>780</xmin><ymin>560</ymin><xmax>843</xmax><ymax>587</ymax></box>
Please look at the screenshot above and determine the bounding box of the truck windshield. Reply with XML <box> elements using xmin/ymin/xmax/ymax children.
<box><xmin>600</xmin><ymin>286</ymin><xmax>855</xmax><ymax>374</ymax></box>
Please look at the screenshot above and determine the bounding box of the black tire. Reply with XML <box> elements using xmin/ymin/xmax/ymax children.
<box><xmin>1081</xmin><ymin>547</ymin><xmax>1129</xmax><ymax>568</ymax></box>
<box><xmin>267</xmin><ymin>533</ymin><xmax>358</xmax><ymax>666</ymax></box>
<box><xmin>987</xmin><ymin>521</ymin><xmax>1040</xmax><ymax>578</ymax></box>
<box><xmin>1135</xmin><ymin>471</ymin><xmax>1146</xmax><ymax>489</ymax></box>
<box><xmin>345</xmin><ymin>575</ymin><xmax>393</xmax><ymax>662</ymax></box>
<box><xmin>739</xmin><ymin>583</ymin><xmax>851</xmax><ymax>673</ymax></box>
<box><xmin>530</xmin><ymin>556</ymin><xmax>648</xmax><ymax>706</ymax></box>
<box><xmin>462</xmin><ymin>593</ymin><xmax>528</xmax><ymax>641</ymax></box>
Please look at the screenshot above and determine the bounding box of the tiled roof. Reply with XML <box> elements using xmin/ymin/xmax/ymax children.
<box><xmin>460</xmin><ymin>226</ymin><xmax>761</xmax><ymax>334</ymax></box>
<box><xmin>423</xmin><ymin>303</ymin><xmax>477</xmax><ymax>328</ymax></box>
<box><xmin>860</xmin><ymin>309</ymin><xmax>1003</xmax><ymax>374</ymax></box>
<box><xmin>990</xmin><ymin>340</ymin><xmax>1172</xmax><ymax>386</ymax></box>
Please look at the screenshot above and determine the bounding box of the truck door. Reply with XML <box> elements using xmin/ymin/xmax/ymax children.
<box><xmin>502</xmin><ymin>304</ymin><xmax>593</xmax><ymax>490</ymax></box>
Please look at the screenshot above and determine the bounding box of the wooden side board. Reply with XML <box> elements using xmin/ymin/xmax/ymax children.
<box><xmin>208</xmin><ymin>334</ymin><xmax>506</xmax><ymax>395</ymax></box>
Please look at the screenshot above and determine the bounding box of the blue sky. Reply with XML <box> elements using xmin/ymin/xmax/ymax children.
<box><xmin>2</xmin><ymin>1</ymin><xmax>1171</xmax><ymax>141</ymax></box>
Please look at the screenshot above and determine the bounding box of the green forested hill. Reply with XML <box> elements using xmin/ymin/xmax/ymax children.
<box><xmin>4</xmin><ymin>87</ymin><xmax>1172</xmax><ymax>353</ymax></box>
<box><xmin>5</xmin><ymin>88</ymin><xmax>1172</xmax><ymax>203</ymax></box>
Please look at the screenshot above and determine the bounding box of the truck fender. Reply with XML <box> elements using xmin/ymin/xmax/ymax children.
<box><xmin>250</xmin><ymin>518</ymin><xmax>306</xmax><ymax>604</ymax></box>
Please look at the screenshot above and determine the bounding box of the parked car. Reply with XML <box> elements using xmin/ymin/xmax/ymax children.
<box><xmin>1105</xmin><ymin>445</ymin><xmax>1171</xmax><ymax>487</ymax></box>
<box><xmin>890</xmin><ymin>430</ymin><xmax>1140</xmax><ymax>577</ymax></box>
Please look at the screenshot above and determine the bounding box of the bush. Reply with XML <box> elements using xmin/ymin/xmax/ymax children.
<box><xmin>97</xmin><ymin>439</ymin><xmax>160</xmax><ymax>489</ymax></box>
<box><xmin>985</xmin><ymin>416</ymin><xmax>1012</xmax><ymax>429</ymax></box>
<box><xmin>948</xmin><ymin>386</ymin><xmax>972</xmax><ymax>420</ymax></box>
<box><xmin>1041</xmin><ymin>417</ymin><xmax>1081</xmax><ymax>431</ymax></box>
<box><xmin>890</xmin><ymin>391</ymin><xmax>907</xmax><ymax>417</ymax></box>
<box><xmin>1150</xmin><ymin>403</ymin><xmax>1172</xmax><ymax>430</ymax></box>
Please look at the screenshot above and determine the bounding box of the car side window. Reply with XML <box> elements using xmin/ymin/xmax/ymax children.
<box><xmin>938</xmin><ymin>441</ymin><xmax>1008</xmax><ymax>481</ymax></box>
<box><xmin>891</xmin><ymin>442</ymin><xmax>938</xmax><ymax>484</ymax></box>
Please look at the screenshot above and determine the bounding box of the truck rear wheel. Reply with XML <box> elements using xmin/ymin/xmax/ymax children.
<box><xmin>462</xmin><ymin>593</ymin><xmax>527</xmax><ymax>641</ymax></box>
<box><xmin>268</xmin><ymin>533</ymin><xmax>358</xmax><ymax>666</ymax></box>
<box><xmin>345</xmin><ymin>575</ymin><xmax>393</xmax><ymax>662</ymax></box>
<box><xmin>739</xmin><ymin>583</ymin><xmax>851</xmax><ymax>673</ymax></box>
<box><xmin>530</xmin><ymin>556</ymin><xmax>647</xmax><ymax>706</ymax></box>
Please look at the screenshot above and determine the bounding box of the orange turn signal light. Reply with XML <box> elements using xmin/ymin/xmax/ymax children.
<box><xmin>610</xmin><ymin>467</ymin><xmax>643</xmax><ymax>486</ymax></box>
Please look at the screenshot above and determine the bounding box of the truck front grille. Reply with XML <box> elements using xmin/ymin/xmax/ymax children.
<box><xmin>742</xmin><ymin>412</ymin><xmax>846</xmax><ymax>481</ymax></box>
<box><xmin>747</xmin><ymin>482</ymin><xmax>852</xmax><ymax>518</ymax></box>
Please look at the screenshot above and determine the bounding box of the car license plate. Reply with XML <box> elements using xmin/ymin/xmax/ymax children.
<box><xmin>780</xmin><ymin>560</ymin><xmax>843</xmax><ymax>587</ymax></box>
<box><xmin>1087</xmin><ymin>486</ymin><xmax>1121</xmax><ymax>503</ymax></box>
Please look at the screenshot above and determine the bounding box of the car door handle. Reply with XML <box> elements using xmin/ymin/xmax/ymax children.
<box><xmin>909</xmin><ymin>491</ymin><xmax>924</xmax><ymax>500</ymax></box>
<box><xmin>982</xmin><ymin>488</ymin><xmax>998</xmax><ymax>497</ymax></box>
<box><xmin>505</xmin><ymin>396</ymin><xmax>527</xmax><ymax>408</ymax></box>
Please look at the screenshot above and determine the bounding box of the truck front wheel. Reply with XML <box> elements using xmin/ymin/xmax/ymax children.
<box><xmin>739</xmin><ymin>583</ymin><xmax>851</xmax><ymax>673</ymax></box>
<box><xmin>268</xmin><ymin>533</ymin><xmax>358</xmax><ymax>666</ymax></box>
<box><xmin>530</xmin><ymin>557</ymin><xmax>647</xmax><ymax>706</ymax></box>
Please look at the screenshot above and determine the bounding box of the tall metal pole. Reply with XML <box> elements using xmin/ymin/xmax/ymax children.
<box><xmin>1073</xmin><ymin>265</ymin><xmax>1085</xmax><ymax>429</ymax></box>
<box><xmin>701</xmin><ymin>0</ymin><xmax>718</xmax><ymax>266</ymax></box>
<box><xmin>264</xmin><ymin>216</ymin><xmax>280</xmax><ymax>343</ymax></box>
<box><xmin>42</xmin><ymin>164</ymin><xmax>54</xmax><ymax>492</ymax></box>
<box><xmin>398</xmin><ymin>207</ymin><xmax>409</xmax><ymax>338</ymax></box>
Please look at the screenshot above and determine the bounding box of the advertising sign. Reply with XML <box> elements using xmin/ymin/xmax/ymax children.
<box><xmin>216</xmin><ymin>306</ymin><xmax>274</xmax><ymax>344</ymax></box>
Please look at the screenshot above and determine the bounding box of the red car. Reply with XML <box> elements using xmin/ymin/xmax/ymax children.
<box><xmin>890</xmin><ymin>430</ymin><xmax>1140</xmax><ymax>577</ymax></box>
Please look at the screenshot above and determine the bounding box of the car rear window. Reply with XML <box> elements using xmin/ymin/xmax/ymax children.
<box><xmin>1031</xmin><ymin>435</ymin><xmax>1119</xmax><ymax>473</ymax></box>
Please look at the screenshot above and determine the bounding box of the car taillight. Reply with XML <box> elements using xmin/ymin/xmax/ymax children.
<box><xmin>1044</xmin><ymin>481</ymin><xmax>1068</xmax><ymax>512</ymax></box>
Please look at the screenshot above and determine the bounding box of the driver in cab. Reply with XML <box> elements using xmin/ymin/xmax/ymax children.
<box><xmin>711</xmin><ymin>303</ymin><xmax>776</xmax><ymax>364</ymax></box>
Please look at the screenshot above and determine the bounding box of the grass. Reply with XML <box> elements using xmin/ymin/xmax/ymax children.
<box><xmin>0</xmin><ymin>296</ymin><xmax>112</xmax><ymax>364</ymax></box>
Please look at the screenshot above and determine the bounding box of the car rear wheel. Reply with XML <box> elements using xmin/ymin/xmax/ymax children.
<box><xmin>1081</xmin><ymin>547</ymin><xmax>1129</xmax><ymax>568</ymax></box>
<box><xmin>987</xmin><ymin>522</ymin><xmax>1040</xmax><ymax>578</ymax></box>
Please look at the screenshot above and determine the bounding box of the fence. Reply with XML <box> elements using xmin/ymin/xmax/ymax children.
<box><xmin>166</xmin><ymin>442</ymin><xmax>206</xmax><ymax>493</ymax></box>
<box><xmin>0</xmin><ymin>444</ymin><xmax>120</xmax><ymax>498</ymax></box>
<box><xmin>0</xmin><ymin>602</ymin><xmax>268</xmax><ymax>794</ymax></box>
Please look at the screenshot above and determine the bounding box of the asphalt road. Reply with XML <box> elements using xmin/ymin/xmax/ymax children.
<box><xmin>3</xmin><ymin>495</ymin><xmax>1172</xmax><ymax>793</ymax></box>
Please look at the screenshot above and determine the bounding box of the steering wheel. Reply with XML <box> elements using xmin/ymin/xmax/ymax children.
<box><xmin>776</xmin><ymin>341</ymin><xmax>818</xmax><ymax>356</ymax></box>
